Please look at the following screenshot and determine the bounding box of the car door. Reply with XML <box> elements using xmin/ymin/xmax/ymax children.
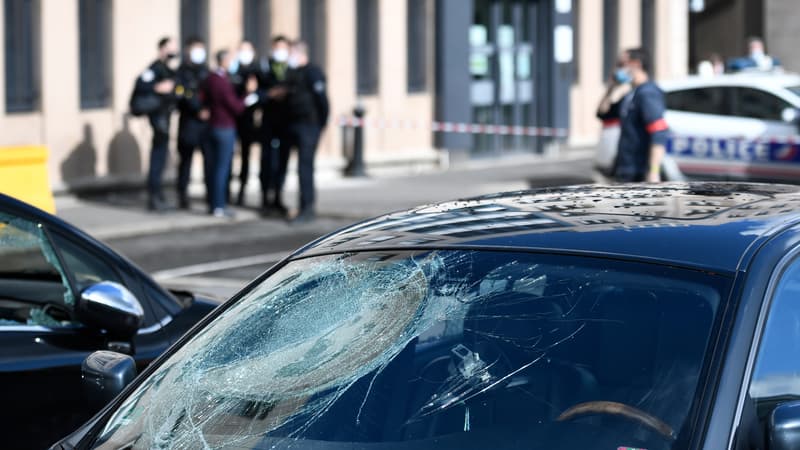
<box><xmin>0</xmin><ymin>210</ymin><xmax>153</xmax><ymax>449</ymax></box>
<box><xmin>732</xmin><ymin>254</ymin><xmax>800</xmax><ymax>450</ymax></box>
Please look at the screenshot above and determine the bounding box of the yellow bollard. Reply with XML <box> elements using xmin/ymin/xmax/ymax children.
<box><xmin>0</xmin><ymin>146</ymin><xmax>56</xmax><ymax>213</ymax></box>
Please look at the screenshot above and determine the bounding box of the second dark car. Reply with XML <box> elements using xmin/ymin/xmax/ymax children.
<box><xmin>0</xmin><ymin>193</ymin><xmax>219</xmax><ymax>449</ymax></box>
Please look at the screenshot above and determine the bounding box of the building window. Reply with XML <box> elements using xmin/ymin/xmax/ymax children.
<box><xmin>180</xmin><ymin>0</ymin><xmax>209</xmax><ymax>47</ymax></box>
<box><xmin>356</xmin><ymin>0</ymin><xmax>379</xmax><ymax>95</ymax></box>
<box><xmin>79</xmin><ymin>0</ymin><xmax>112</xmax><ymax>109</ymax></box>
<box><xmin>4</xmin><ymin>0</ymin><xmax>40</xmax><ymax>113</ymax></box>
<box><xmin>640</xmin><ymin>0</ymin><xmax>655</xmax><ymax>75</ymax></box>
<box><xmin>602</xmin><ymin>0</ymin><xmax>618</xmax><ymax>82</ymax></box>
<box><xmin>406</xmin><ymin>0</ymin><xmax>427</xmax><ymax>92</ymax></box>
<box><xmin>243</xmin><ymin>0</ymin><xmax>271</xmax><ymax>54</ymax></box>
<box><xmin>301</xmin><ymin>0</ymin><xmax>327</xmax><ymax>68</ymax></box>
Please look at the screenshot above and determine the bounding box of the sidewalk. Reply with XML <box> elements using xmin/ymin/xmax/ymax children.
<box><xmin>55</xmin><ymin>147</ymin><xmax>598</xmax><ymax>241</ymax></box>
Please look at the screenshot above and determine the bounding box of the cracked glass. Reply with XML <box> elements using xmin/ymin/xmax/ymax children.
<box><xmin>92</xmin><ymin>250</ymin><xmax>729</xmax><ymax>450</ymax></box>
<box><xmin>0</xmin><ymin>212</ymin><xmax>76</xmax><ymax>326</ymax></box>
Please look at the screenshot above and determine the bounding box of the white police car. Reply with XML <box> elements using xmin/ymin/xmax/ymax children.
<box><xmin>596</xmin><ymin>72</ymin><xmax>800</xmax><ymax>181</ymax></box>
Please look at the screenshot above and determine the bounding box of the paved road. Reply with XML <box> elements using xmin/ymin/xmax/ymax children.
<box><xmin>95</xmin><ymin>157</ymin><xmax>598</xmax><ymax>300</ymax></box>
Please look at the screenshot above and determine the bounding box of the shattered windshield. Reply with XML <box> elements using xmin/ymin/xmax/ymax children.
<box><xmin>93</xmin><ymin>250</ymin><xmax>728</xmax><ymax>450</ymax></box>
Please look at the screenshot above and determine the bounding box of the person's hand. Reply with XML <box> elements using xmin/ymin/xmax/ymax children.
<box><xmin>198</xmin><ymin>108</ymin><xmax>210</xmax><ymax>121</ymax></box>
<box><xmin>154</xmin><ymin>79</ymin><xmax>175</xmax><ymax>94</ymax></box>
<box><xmin>246</xmin><ymin>76</ymin><xmax>258</xmax><ymax>94</ymax></box>
<box><xmin>267</xmin><ymin>86</ymin><xmax>287</xmax><ymax>99</ymax></box>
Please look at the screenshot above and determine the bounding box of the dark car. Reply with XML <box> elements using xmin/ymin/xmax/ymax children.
<box><xmin>0</xmin><ymin>193</ymin><xmax>220</xmax><ymax>449</ymax></box>
<box><xmin>53</xmin><ymin>183</ymin><xmax>800</xmax><ymax>450</ymax></box>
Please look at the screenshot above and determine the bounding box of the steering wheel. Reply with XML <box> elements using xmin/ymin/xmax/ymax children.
<box><xmin>556</xmin><ymin>401</ymin><xmax>674</xmax><ymax>440</ymax></box>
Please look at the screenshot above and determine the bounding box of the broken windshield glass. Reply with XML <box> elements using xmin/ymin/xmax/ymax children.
<box><xmin>93</xmin><ymin>250</ymin><xmax>729</xmax><ymax>450</ymax></box>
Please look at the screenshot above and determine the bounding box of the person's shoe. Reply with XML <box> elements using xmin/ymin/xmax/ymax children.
<box><xmin>236</xmin><ymin>189</ymin><xmax>246</xmax><ymax>206</ymax></box>
<box><xmin>290</xmin><ymin>209</ymin><xmax>316</xmax><ymax>224</ymax></box>
<box><xmin>148</xmin><ymin>197</ymin><xmax>172</xmax><ymax>213</ymax></box>
<box><xmin>272</xmin><ymin>201</ymin><xmax>289</xmax><ymax>217</ymax></box>
<box><xmin>177</xmin><ymin>193</ymin><xmax>190</xmax><ymax>210</ymax></box>
<box><xmin>211</xmin><ymin>207</ymin><xmax>236</xmax><ymax>219</ymax></box>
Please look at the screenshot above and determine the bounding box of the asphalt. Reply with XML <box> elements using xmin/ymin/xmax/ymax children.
<box><xmin>55</xmin><ymin>147</ymin><xmax>599</xmax><ymax>242</ymax></box>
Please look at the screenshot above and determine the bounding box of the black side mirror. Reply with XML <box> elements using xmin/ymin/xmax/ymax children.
<box><xmin>768</xmin><ymin>401</ymin><xmax>800</xmax><ymax>450</ymax></box>
<box><xmin>76</xmin><ymin>281</ymin><xmax>144</xmax><ymax>338</ymax></box>
<box><xmin>82</xmin><ymin>350</ymin><xmax>137</xmax><ymax>410</ymax></box>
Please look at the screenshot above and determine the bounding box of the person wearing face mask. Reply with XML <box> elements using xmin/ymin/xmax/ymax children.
<box><xmin>134</xmin><ymin>36</ymin><xmax>180</xmax><ymax>211</ymax></box>
<box><xmin>257</xmin><ymin>35</ymin><xmax>293</xmax><ymax>217</ymax></box>
<box><xmin>283</xmin><ymin>40</ymin><xmax>329</xmax><ymax>223</ymax></box>
<box><xmin>728</xmin><ymin>37</ymin><xmax>782</xmax><ymax>73</ymax></box>
<box><xmin>229</xmin><ymin>40</ymin><xmax>261</xmax><ymax>205</ymax></box>
<box><xmin>174</xmin><ymin>37</ymin><xmax>212</xmax><ymax>210</ymax></box>
<box><xmin>597</xmin><ymin>48</ymin><xmax>668</xmax><ymax>183</ymax></box>
<box><xmin>200</xmin><ymin>48</ymin><xmax>260</xmax><ymax>218</ymax></box>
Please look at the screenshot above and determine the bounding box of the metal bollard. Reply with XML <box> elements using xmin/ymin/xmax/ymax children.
<box><xmin>344</xmin><ymin>105</ymin><xmax>367</xmax><ymax>177</ymax></box>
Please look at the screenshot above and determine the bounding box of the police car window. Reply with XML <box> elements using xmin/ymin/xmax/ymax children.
<box><xmin>749</xmin><ymin>257</ymin><xmax>800</xmax><ymax>420</ymax></box>
<box><xmin>49</xmin><ymin>232</ymin><xmax>123</xmax><ymax>293</ymax></box>
<box><xmin>665</xmin><ymin>87</ymin><xmax>731</xmax><ymax>116</ymax></box>
<box><xmin>735</xmin><ymin>88</ymin><xmax>790</xmax><ymax>121</ymax></box>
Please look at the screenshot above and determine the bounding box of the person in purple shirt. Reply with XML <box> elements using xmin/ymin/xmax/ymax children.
<box><xmin>201</xmin><ymin>49</ymin><xmax>258</xmax><ymax>218</ymax></box>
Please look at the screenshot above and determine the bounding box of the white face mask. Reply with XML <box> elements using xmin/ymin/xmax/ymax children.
<box><xmin>189</xmin><ymin>47</ymin><xmax>206</xmax><ymax>65</ymax></box>
<box><xmin>287</xmin><ymin>56</ymin><xmax>300</xmax><ymax>69</ymax></box>
<box><xmin>239</xmin><ymin>49</ymin><xmax>255</xmax><ymax>66</ymax></box>
<box><xmin>272</xmin><ymin>48</ymin><xmax>289</xmax><ymax>63</ymax></box>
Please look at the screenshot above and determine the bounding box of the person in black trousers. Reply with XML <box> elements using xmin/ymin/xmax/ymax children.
<box><xmin>230</xmin><ymin>40</ymin><xmax>261</xmax><ymax>205</ymax></box>
<box><xmin>258</xmin><ymin>35</ymin><xmax>292</xmax><ymax>217</ymax></box>
<box><xmin>284</xmin><ymin>40</ymin><xmax>329</xmax><ymax>223</ymax></box>
<box><xmin>175</xmin><ymin>36</ymin><xmax>211</xmax><ymax>209</ymax></box>
<box><xmin>135</xmin><ymin>36</ymin><xmax>179</xmax><ymax>211</ymax></box>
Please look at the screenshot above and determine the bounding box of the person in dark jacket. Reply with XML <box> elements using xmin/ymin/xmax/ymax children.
<box><xmin>175</xmin><ymin>37</ymin><xmax>211</xmax><ymax>209</ymax></box>
<box><xmin>230</xmin><ymin>40</ymin><xmax>261</xmax><ymax>206</ymax></box>
<box><xmin>258</xmin><ymin>35</ymin><xmax>292</xmax><ymax>217</ymax></box>
<box><xmin>284</xmin><ymin>40</ymin><xmax>329</xmax><ymax>223</ymax></box>
<box><xmin>597</xmin><ymin>48</ymin><xmax>668</xmax><ymax>183</ymax></box>
<box><xmin>135</xmin><ymin>36</ymin><xmax>179</xmax><ymax>211</ymax></box>
<box><xmin>201</xmin><ymin>49</ymin><xmax>259</xmax><ymax>218</ymax></box>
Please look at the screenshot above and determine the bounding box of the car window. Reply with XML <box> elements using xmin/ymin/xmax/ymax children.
<box><xmin>49</xmin><ymin>232</ymin><xmax>123</xmax><ymax>293</ymax></box>
<box><xmin>734</xmin><ymin>87</ymin><xmax>791</xmax><ymax>121</ymax></box>
<box><xmin>749</xmin><ymin>256</ymin><xmax>800</xmax><ymax>419</ymax></box>
<box><xmin>665</xmin><ymin>87</ymin><xmax>732</xmax><ymax>116</ymax></box>
<box><xmin>93</xmin><ymin>250</ymin><xmax>729</xmax><ymax>450</ymax></box>
<box><xmin>0</xmin><ymin>212</ymin><xmax>77</xmax><ymax>327</ymax></box>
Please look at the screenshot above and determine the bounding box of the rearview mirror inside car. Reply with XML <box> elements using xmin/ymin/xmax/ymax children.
<box><xmin>77</xmin><ymin>281</ymin><xmax>144</xmax><ymax>338</ymax></box>
<box><xmin>82</xmin><ymin>350</ymin><xmax>137</xmax><ymax>410</ymax></box>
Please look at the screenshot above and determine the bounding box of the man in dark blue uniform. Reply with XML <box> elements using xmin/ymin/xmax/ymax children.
<box><xmin>135</xmin><ymin>36</ymin><xmax>180</xmax><ymax>211</ymax></box>
<box><xmin>230</xmin><ymin>40</ymin><xmax>261</xmax><ymax>206</ymax></box>
<box><xmin>285</xmin><ymin>40</ymin><xmax>329</xmax><ymax>223</ymax></box>
<box><xmin>597</xmin><ymin>48</ymin><xmax>668</xmax><ymax>182</ymax></box>
<box><xmin>258</xmin><ymin>36</ymin><xmax>292</xmax><ymax>217</ymax></box>
<box><xmin>175</xmin><ymin>37</ymin><xmax>211</xmax><ymax>209</ymax></box>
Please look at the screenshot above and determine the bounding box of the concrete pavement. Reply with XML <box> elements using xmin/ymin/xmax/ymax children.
<box><xmin>55</xmin><ymin>148</ymin><xmax>598</xmax><ymax>241</ymax></box>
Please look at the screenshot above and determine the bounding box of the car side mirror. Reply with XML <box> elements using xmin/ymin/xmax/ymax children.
<box><xmin>77</xmin><ymin>281</ymin><xmax>144</xmax><ymax>339</ymax></box>
<box><xmin>768</xmin><ymin>401</ymin><xmax>800</xmax><ymax>450</ymax></box>
<box><xmin>82</xmin><ymin>350</ymin><xmax>137</xmax><ymax>410</ymax></box>
<box><xmin>781</xmin><ymin>107</ymin><xmax>799</xmax><ymax>124</ymax></box>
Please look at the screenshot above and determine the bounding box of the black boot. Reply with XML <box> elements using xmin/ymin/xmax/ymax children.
<box><xmin>236</xmin><ymin>186</ymin><xmax>246</xmax><ymax>206</ymax></box>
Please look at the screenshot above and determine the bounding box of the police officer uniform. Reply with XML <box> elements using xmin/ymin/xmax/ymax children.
<box><xmin>258</xmin><ymin>58</ymin><xmax>292</xmax><ymax>215</ymax></box>
<box><xmin>175</xmin><ymin>60</ymin><xmax>210</xmax><ymax>209</ymax></box>
<box><xmin>135</xmin><ymin>58</ymin><xmax>177</xmax><ymax>210</ymax></box>
<box><xmin>608</xmin><ymin>81</ymin><xmax>669</xmax><ymax>182</ymax></box>
<box><xmin>285</xmin><ymin>61</ymin><xmax>329</xmax><ymax>221</ymax></box>
<box><xmin>231</xmin><ymin>61</ymin><xmax>261</xmax><ymax>205</ymax></box>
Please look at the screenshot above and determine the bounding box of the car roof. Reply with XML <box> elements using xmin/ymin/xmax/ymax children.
<box><xmin>660</xmin><ymin>72</ymin><xmax>800</xmax><ymax>93</ymax></box>
<box><xmin>299</xmin><ymin>183</ymin><xmax>800</xmax><ymax>273</ymax></box>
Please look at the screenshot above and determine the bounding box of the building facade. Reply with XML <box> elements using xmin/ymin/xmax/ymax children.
<box><xmin>0</xmin><ymin>0</ymin><xmax>686</xmax><ymax>192</ymax></box>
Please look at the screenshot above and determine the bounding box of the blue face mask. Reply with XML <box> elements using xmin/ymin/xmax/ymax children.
<box><xmin>228</xmin><ymin>58</ymin><xmax>240</xmax><ymax>75</ymax></box>
<box><xmin>614</xmin><ymin>68</ymin><xmax>632</xmax><ymax>84</ymax></box>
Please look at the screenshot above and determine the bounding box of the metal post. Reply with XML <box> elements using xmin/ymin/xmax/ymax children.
<box><xmin>344</xmin><ymin>105</ymin><xmax>367</xmax><ymax>177</ymax></box>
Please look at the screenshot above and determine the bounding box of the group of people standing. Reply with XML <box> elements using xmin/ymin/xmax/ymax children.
<box><xmin>131</xmin><ymin>35</ymin><xmax>329</xmax><ymax>223</ymax></box>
